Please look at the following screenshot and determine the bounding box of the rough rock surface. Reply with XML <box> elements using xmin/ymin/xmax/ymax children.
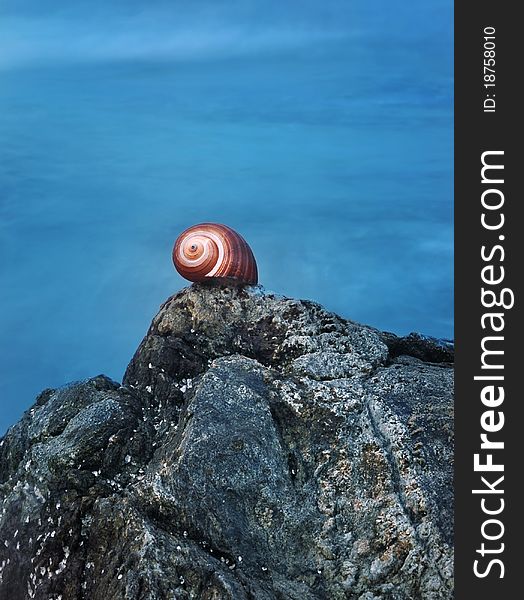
<box><xmin>0</xmin><ymin>283</ymin><xmax>454</xmax><ymax>599</ymax></box>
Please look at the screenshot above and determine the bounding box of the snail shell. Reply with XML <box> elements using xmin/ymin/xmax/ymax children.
<box><xmin>173</xmin><ymin>223</ymin><xmax>258</xmax><ymax>284</ymax></box>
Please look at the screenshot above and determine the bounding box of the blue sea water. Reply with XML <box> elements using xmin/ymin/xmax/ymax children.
<box><xmin>0</xmin><ymin>0</ymin><xmax>453</xmax><ymax>434</ymax></box>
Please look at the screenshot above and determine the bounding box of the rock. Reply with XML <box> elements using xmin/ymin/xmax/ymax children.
<box><xmin>0</xmin><ymin>282</ymin><xmax>454</xmax><ymax>599</ymax></box>
<box><xmin>377</xmin><ymin>331</ymin><xmax>454</xmax><ymax>364</ymax></box>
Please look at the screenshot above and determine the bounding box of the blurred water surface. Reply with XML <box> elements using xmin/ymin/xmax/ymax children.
<box><xmin>0</xmin><ymin>0</ymin><xmax>453</xmax><ymax>433</ymax></box>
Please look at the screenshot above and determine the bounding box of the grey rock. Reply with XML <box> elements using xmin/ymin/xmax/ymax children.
<box><xmin>377</xmin><ymin>331</ymin><xmax>454</xmax><ymax>364</ymax></box>
<box><xmin>0</xmin><ymin>282</ymin><xmax>453</xmax><ymax>599</ymax></box>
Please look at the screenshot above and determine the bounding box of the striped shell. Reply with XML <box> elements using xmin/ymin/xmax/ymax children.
<box><xmin>173</xmin><ymin>223</ymin><xmax>258</xmax><ymax>284</ymax></box>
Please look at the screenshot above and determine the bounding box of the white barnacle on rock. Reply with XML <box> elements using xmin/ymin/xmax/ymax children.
<box><xmin>34</xmin><ymin>487</ymin><xmax>45</xmax><ymax>503</ymax></box>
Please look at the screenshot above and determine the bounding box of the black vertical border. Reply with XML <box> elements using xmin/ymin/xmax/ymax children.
<box><xmin>455</xmin><ymin>2</ymin><xmax>521</xmax><ymax>597</ymax></box>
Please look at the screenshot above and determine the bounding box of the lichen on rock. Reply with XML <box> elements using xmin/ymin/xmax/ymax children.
<box><xmin>0</xmin><ymin>282</ymin><xmax>453</xmax><ymax>599</ymax></box>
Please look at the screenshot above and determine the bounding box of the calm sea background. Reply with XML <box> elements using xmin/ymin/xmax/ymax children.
<box><xmin>0</xmin><ymin>0</ymin><xmax>453</xmax><ymax>434</ymax></box>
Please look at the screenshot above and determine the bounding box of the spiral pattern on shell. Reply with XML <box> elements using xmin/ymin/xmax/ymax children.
<box><xmin>173</xmin><ymin>223</ymin><xmax>258</xmax><ymax>285</ymax></box>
